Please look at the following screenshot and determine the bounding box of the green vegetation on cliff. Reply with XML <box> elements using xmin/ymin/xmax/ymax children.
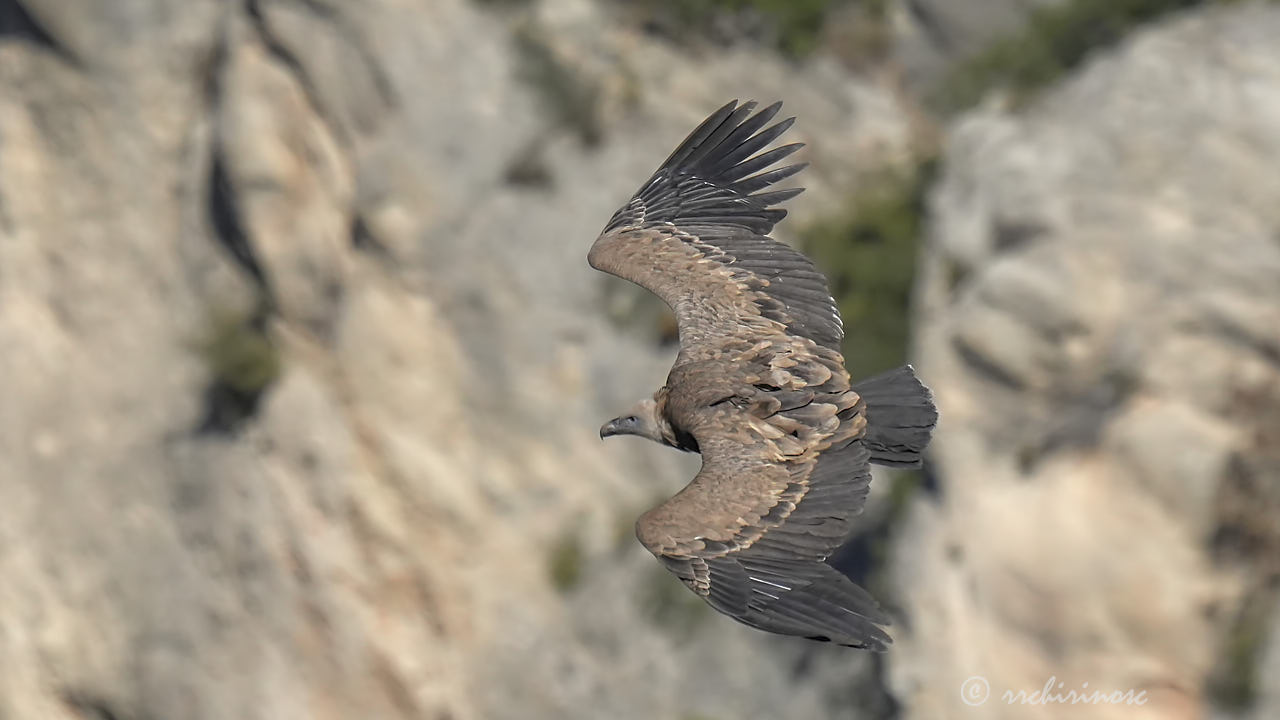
<box><xmin>938</xmin><ymin>0</ymin><xmax>1275</xmax><ymax>111</ymax></box>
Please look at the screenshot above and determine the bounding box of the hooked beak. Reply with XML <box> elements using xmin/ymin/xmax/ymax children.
<box><xmin>599</xmin><ymin>418</ymin><xmax>623</xmax><ymax>439</ymax></box>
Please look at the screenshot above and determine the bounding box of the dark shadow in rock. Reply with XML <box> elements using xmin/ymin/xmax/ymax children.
<box><xmin>952</xmin><ymin>334</ymin><xmax>1026</xmax><ymax>390</ymax></box>
<box><xmin>208</xmin><ymin>147</ymin><xmax>272</xmax><ymax>297</ymax></box>
<box><xmin>197</xmin><ymin>376</ymin><xmax>268</xmax><ymax>435</ymax></box>
<box><xmin>61</xmin><ymin>691</ymin><xmax>127</xmax><ymax>720</ymax></box>
<box><xmin>0</xmin><ymin>0</ymin><xmax>76</xmax><ymax>63</ymax></box>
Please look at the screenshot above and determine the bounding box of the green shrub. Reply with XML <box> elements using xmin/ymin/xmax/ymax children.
<box><xmin>547</xmin><ymin>530</ymin><xmax>586</xmax><ymax>593</ymax></box>
<box><xmin>624</xmin><ymin>0</ymin><xmax>888</xmax><ymax>58</ymax></box>
<box><xmin>936</xmin><ymin>0</ymin><xmax>1267</xmax><ymax>112</ymax></box>
<box><xmin>513</xmin><ymin>26</ymin><xmax>606</xmax><ymax>147</ymax></box>
<box><xmin>799</xmin><ymin>156</ymin><xmax>937</xmax><ymax>379</ymax></box>
<box><xmin>191</xmin><ymin>303</ymin><xmax>281</xmax><ymax>433</ymax></box>
<box><xmin>1208</xmin><ymin>593</ymin><xmax>1271</xmax><ymax>711</ymax></box>
<box><xmin>197</xmin><ymin>305</ymin><xmax>281</xmax><ymax>396</ymax></box>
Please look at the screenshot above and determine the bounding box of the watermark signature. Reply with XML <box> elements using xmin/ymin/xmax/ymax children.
<box><xmin>961</xmin><ymin>675</ymin><xmax>1149</xmax><ymax>707</ymax></box>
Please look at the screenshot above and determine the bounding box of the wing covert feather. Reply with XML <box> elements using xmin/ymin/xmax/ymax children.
<box><xmin>588</xmin><ymin>100</ymin><xmax>844</xmax><ymax>355</ymax></box>
<box><xmin>635</xmin><ymin>389</ymin><xmax>890</xmax><ymax>649</ymax></box>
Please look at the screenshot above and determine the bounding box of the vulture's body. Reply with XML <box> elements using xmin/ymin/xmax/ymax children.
<box><xmin>589</xmin><ymin>100</ymin><xmax>937</xmax><ymax>651</ymax></box>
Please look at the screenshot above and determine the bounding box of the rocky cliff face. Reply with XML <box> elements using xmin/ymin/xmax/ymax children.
<box><xmin>0</xmin><ymin>1</ymin><xmax>912</xmax><ymax>719</ymax></box>
<box><xmin>897</xmin><ymin>4</ymin><xmax>1280</xmax><ymax>719</ymax></box>
<box><xmin>3</xmin><ymin>1</ymin><xmax>1278</xmax><ymax>719</ymax></box>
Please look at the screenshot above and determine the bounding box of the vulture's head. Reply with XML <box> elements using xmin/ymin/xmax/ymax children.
<box><xmin>600</xmin><ymin>398</ymin><xmax>665</xmax><ymax>444</ymax></box>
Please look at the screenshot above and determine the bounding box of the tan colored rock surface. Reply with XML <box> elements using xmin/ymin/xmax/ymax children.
<box><xmin>0</xmin><ymin>1</ymin><xmax>911</xmax><ymax>718</ymax></box>
<box><xmin>896</xmin><ymin>5</ymin><xmax>1280</xmax><ymax>719</ymax></box>
<box><xmin>5</xmin><ymin>1</ymin><xmax>1279</xmax><ymax>718</ymax></box>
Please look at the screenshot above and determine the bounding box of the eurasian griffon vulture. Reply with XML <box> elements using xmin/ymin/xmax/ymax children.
<box><xmin>590</xmin><ymin>100</ymin><xmax>937</xmax><ymax>650</ymax></box>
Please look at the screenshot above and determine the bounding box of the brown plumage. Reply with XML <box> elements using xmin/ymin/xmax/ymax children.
<box><xmin>590</xmin><ymin>100</ymin><xmax>938</xmax><ymax>650</ymax></box>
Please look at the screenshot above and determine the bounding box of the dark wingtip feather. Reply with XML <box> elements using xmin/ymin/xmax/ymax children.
<box><xmin>622</xmin><ymin>100</ymin><xmax>806</xmax><ymax>235</ymax></box>
<box><xmin>735</xmin><ymin>162</ymin><xmax>808</xmax><ymax>194</ymax></box>
<box><xmin>667</xmin><ymin>102</ymin><xmax>804</xmax><ymax>194</ymax></box>
<box><xmin>658</xmin><ymin>99</ymin><xmax>742</xmax><ymax>171</ymax></box>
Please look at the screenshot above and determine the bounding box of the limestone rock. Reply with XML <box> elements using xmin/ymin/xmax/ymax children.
<box><xmin>0</xmin><ymin>0</ymin><xmax>913</xmax><ymax>718</ymax></box>
<box><xmin>898</xmin><ymin>6</ymin><xmax>1280</xmax><ymax>718</ymax></box>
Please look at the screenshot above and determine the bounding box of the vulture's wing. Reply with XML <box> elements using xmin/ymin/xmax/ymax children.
<box><xmin>636</xmin><ymin>348</ymin><xmax>891</xmax><ymax>649</ymax></box>
<box><xmin>588</xmin><ymin>100</ymin><xmax>843</xmax><ymax>358</ymax></box>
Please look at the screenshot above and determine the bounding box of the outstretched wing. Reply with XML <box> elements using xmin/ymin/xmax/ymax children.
<box><xmin>588</xmin><ymin>100</ymin><xmax>844</xmax><ymax>359</ymax></box>
<box><xmin>636</xmin><ymin>348</ymin><xmax>892</xmax><ymax>650</ymax></box>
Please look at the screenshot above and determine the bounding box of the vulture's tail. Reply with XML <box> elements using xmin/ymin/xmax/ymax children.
<box><xmin>853</xmin><ymin>365</ymin><xmax>938</xmax><ymax>468</ymax></box>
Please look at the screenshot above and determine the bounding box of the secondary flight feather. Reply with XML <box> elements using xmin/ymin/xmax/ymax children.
<box><xmin>589</xmin><ymin>100</ymin><xmax>938</xmax><ymax>650</ymax></box>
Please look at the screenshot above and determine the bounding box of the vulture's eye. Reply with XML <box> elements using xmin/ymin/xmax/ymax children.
<box><xmin>624</xmin><ymin>415</ymin><xmax>639</xmax><ymax>424</ymax></box>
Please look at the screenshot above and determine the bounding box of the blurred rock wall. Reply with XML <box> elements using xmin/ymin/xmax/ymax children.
<box><xmin>889</xmin><ymin>0</ymin><xmax>1066</xmax><ymax>94</ymax></box>
<box><xmin>897</xmin><ymin>5</ymin><xmax>1280</xmax><ymax>719</ymax></box>
<box><xmin>3</xmin><ymin>1</ymin><xmax>1279</xmax><ymax>719</ymax></box>
<box><xmin>0</xmin><ymin>1</ymin><xmax>912</xmax><ymax>719</ymax></box>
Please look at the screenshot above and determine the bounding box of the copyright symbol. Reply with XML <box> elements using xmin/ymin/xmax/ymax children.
<box><xmin>960</xmin><ymin>675</ymin><xmax>990</xmax><ymax>706</ymax></box>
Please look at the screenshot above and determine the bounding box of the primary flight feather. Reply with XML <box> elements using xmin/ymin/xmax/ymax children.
<box><xmin>590</xmin><ymin>100</ymin><xmax>938</xmax><ymax>650</ymax></box>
